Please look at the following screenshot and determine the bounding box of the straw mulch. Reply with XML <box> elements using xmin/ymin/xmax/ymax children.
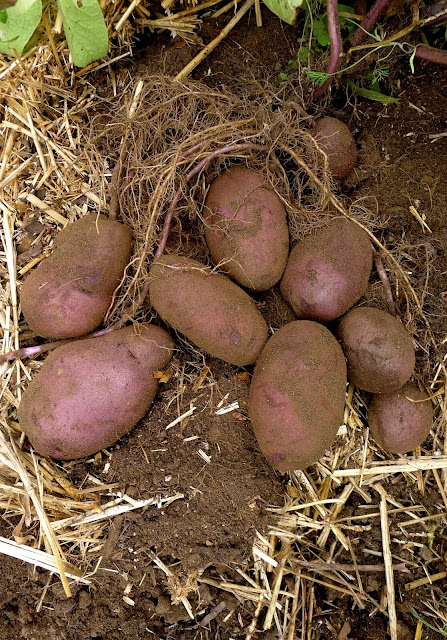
<box><xmin>0</xmin><ymin>2</ymin><xmax>446</xmax><ymax>638</ymax></box>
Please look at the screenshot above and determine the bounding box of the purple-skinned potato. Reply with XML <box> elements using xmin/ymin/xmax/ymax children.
<box><xmin>17</xmin><ymin>324</ymin><xmax>174</xmax><ymax>460</ymax></box>
<box><xmin>20</xmin><ymin>213</ymin><xmax>132</xmax><ymax>339</ymax></box>
<box><xmin>248</xmin><ymin>321</ymin><xmax>347</xmax><ymax>471</ymax></box>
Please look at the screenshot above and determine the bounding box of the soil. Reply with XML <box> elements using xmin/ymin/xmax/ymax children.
<box><xmin>1</xmin><ymin>6</ymin><xmax>447</xmax><ymax>640</ymax></box>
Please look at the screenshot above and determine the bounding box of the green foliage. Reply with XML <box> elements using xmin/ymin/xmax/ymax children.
<box><xmin>273</xmin><ymin>1</ymin><xmax>402</xmax><ymax>104</ymax></box>
<box><xmin>410</xmin><ymin>608</ymin><xmax>447</xmax><ymax>636</ymax></box>
<box><xmin>262</xmin><ymin>0</ymin><xmax>304</xmax><ymax>25</ymax></box>
<box><xmin>346</xmin><ymin>80</ymin><xmax>400</xmax><ymax>104</ymax></box>
<box><xmin>311</xmin><ymin>3</ymin><xmax>356</xmax><ymax>47</ymax></box>
<box><xmin>57</xmin><ymin>0</ymin><xmax>108</xmax><ymax>67</ymax></box>
<box><xmin>0</xmin><ymin>0</ymin><xmax>108</xmax><ymax>67</ymax></box>
<box><xmin>0</xmin><ymin>0</ymin><xmax>41</xmax><ymax>56</ymax></box>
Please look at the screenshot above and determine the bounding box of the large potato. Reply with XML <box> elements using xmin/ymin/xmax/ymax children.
<box><xmin>336</xmin><ymin>307</ymin><xmax>415</xmax><ymax>393</ymax></box>
<box><xmin>368</xmin><ymin>384</ymin><xmax>433</xmax><ymax>454</ymax></box>
<box><xmin>21</xmin><ymin>213</ymin><xmax>132</xmax><ymax>339</ymax></box>
<box><xmin>280</xmin><ymin>217</ymin><xmax>372</xmax><ymax>323</ymax></box>
<box><xmin>248</xmin><ymin>321</ymin><xmax>347</xmax><ymax>471</ymax></box>
<box><xmin>149</xmin><ymin>255</ymin><xmax>268</xmax><ymax>366</ymax></box>
<box><xmin>310</xmin><ymin>117</ymin><xmax>358</xmax><ymax>179</ymax></box>
<box><xmin>17</xmin><ymin>324</ymin><xmax>174</xmax><ymax>460</ymax></box>
<box><xmin>203</xmin><ymin>166</ymin><xmax>289</xmax><ymax>291</ymax></box>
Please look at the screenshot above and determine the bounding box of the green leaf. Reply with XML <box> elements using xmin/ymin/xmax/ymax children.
<box><xmin>298</xmin><ymin>45</ymin><xmax>309</xmax><ymax>62</ymax></box>
<box><xmin>337</xmin><ymin>3</ymin><xmax>354</xmax><ymax>12</ymax></box>
<box><xmin>305</xmin><ymin>69</ymin><xmax>329</xmax><ymax>86</ymax></box>
<box><xmin>262</xmin><ymin>0</ymin><xmax>304</xmax><ymax>26</ymax></box>
<box><xmin>0</xmin><ymin>0</ymin><xmax>41</xmax><ymax>56</ymax></box>
<box><xmin>57</xmin><ymin>0</ymin><xmax>108</xmax><ymax>68</ymax></box>
<box><xmin>313</xmin><ymin>18</ymin><xmax>330</xmax><ymax>47</ymax></box>
<box><xmin>347</xmin><ymin>80</ymin><xmax>400</xmax><ymax>104</ymax></box>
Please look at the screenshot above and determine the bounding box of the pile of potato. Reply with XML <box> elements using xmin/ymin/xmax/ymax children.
<box><xmin>17</xmin><ymin>118</ymin><xmax>433</xmax><ymax>469</ymax></box>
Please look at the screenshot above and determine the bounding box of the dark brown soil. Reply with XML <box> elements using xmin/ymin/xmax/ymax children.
<box><xmin>1</xmin><ymin>6</ymin><xmax>447</xmax><ymax>640</ymax></box>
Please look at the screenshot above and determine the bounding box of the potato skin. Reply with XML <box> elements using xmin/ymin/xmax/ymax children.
<box><xmin>311</xmin><ymin>117</ymin><xmax>358</xmax><ymax>179</ymax></box>
<box><xmin>280</xmin><ymin>217</ymin><xmax>372</xmax><ymax>323</ymax></box>
<box><xmin>17</xmin><ymin>324</ymin><xmax>174</xmax><ymax>460</ymax></box>
<box><xmin>149</xmin><ymin>255</ymin><xmax>268</xmax><ymax>366</ymax></box>
<box><xmin>21</xmin><ymin>213</ymin><xmax>132</xmax><ymax>339</ymax></box>
<box><xmin>203</xmin><ymin>166</ymin><xmax>289</xmax><ymax>291</ymax></box>
<box><xmin>248</xmin><ymin>321</ymin><xmax>347</xmax><ymax>471</ymax></box>
<box><xmin>336</xmin><ymin>307</ymin><xmax>415</xmax><ymax>393</ymax></box>
<box><xmin>368</xmin><ymin>383</ymin><xmax>433</xmax><ymax>454</ymax></box>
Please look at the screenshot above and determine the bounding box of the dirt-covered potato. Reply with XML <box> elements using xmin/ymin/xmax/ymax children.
<box><xmin>280</xmin><ymin>217</ymin><xmax>372</xmax><ymax>323</ymax></box>
<box><xmin>21</xmin><ymin>213</ymin><xmax>132</xmax><ymax>339</ymax></box>
<box><xmin>17</xmin><ymin>324</ymin><xmax>174</xmax><ymax>460</ymax></box>
<box><xmin>310</xmin><ymin>117</ymin><xmax>358</xmax><ymax>179</ymax></box>
<box><xmin>336</xmin><ymin>307</ymin><xmax>415</xmax><ymax>393</ymax></box>
<box><xmin>368</xmin><ymin>383</ymin><xmax>433</xmax><ymax>454</ymax></box>
<box><xmin>203</xmin><ymin>166</ymin><xmax>289</xmax><ymax>291</ymax></box>
<box><xmin>248</xmin><ymin>321</ymin><xmax>347</xmax><ymax>471</ymax></box>
<box><xmin>149</xmin><ymin>255</ymin><xmax>268</xmax><ymax>366</ymax></box>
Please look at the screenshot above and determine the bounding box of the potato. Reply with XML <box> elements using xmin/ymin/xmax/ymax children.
<box><xmin>248</xmin><ymin>321</ymin><xmax>347</xmax><ymax>471</ymax></box>
<box><xmin>336</xmin><ymin>307</ymin><xmax>415</xmax><ymax>393</ymax></box>
<box><xmin>17</xmin><ymin>324</ymin><xmax>174</xmax><ymax>460</ymax></box>
<box><xmin>203</xmin><ymin>166</ymin><xmax>289</xmax><ymax>291</ymax></box>
<box><xmin>280</xmin><ymin>217</ymin><xmax>372</xmax><ymax>323</ymax></box>
<box><xmin>368</xmin><ymin>383</ymin><xmax>433</xmax><ymax>454</ymax></box>
<box><xmin>149</xmin><ymin>255</ymin><xmax>268</xmax><ymax>366</ymax></box>
<box><xmin>310</xmin><ymin>117</ymin><xmax>358</xmax><ymax>179</ymax></box>
<box><xmin>21</xmin><ymin>213</ymin><xmax>132</xmax><ymax>339</ymax></box>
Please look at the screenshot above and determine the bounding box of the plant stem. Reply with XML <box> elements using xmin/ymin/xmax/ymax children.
<box><xmin>314</xmin><ymin>0</ymin><xmax>343</xmax><ymax>96</ymax></box>
<box><xmin>372</xmin><ymin>245</ymin><xmax>396</xmax><ymax>316</ymax></box>
<box><xmin>349</xmin><ymin>0</ymin><xmax>394</xmax><ymax>48</ymax></box>
<box><xmin>133</xmin><ymin>142</ymin><xmax>266</xmax><ymax>304</ymax></box>
<box><xmin>153</xmin><ymin>142</ymin><xmax>266</xmax><ymax>260</ymax></box>
<box><xmin>414</xmin><ymin>44</ymin><xmax>447</xmax><ymax>67</ymax></box>
<box><xmin>0</xmin><ymin>326</ymin><xmax>119</xmax><ymax>363</ymax></box>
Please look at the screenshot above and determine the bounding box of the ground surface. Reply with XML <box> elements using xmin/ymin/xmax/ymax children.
<box><xmin>1</xmin><ymin>6</ymin><xmax>447</xmax><ymax>640</ymax></box>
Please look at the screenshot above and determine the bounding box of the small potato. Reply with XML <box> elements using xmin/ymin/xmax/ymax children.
<box><xmin>336</xmin><ymin>307</ymin><xmax>415</xmax><ymax>393</ymax></box>
<box><xmin>149</xmin><ymin>255</ymin><xmax>268</xmax><ymax>366</ymax></box>
<box><xmin>310</xmin><ymin>117</ymin><xmax>358</xmax><ymax>179</ymax></box>
<box><xmin>249</xmin><ymin>321</ymin><xmax>347</xmax><ymax>471</ymax></box>
<box><xmin>280</xmin><ymin>217</ymin><xmax>372</xmax><ymax>323</ymax></box>
<box><xmin>21</xmin><ymin>213</ymin><xmax>132</xmax><ymax>339</ymax></box>
<box><xmin>368</xmin><ymin>383</ymin><xmax>433</xmax><ymax>454</ymax></box>
<box><xmin>17</xmin><ymin>324</ymin><xmax>174</xmax><ymax>460</ymax></box>
<box><xmin>203</xmin><ymin>166</ymin><xmax>289</xmax><ymax>291</ymax></box>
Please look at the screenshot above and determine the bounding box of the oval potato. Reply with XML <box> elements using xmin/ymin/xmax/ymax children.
<box><xmin>249</xmin><ymin>321</ymin><xmax>347</xmax><ymax>471</ymax></box>
<box><xmin>17</xmin><ymin>324</ymin><xmax>174</xmax><ymax>460</ymax></box>
<box><xmin>369</xmin><ymin>383</ymin><xmax>433</xmax><ymax>454</ymax></box>
<box><xmin>203</xmin><ymin>166</ymin><xmax>289</xmax><ymax>291</ymax></box>
<box><xmin>21</xmin><ymin>213</ymin><xmax>132</xmax><ymax>339</ymax></box>
<box><xmin>310</xmin><ymin>117</ymin><xmax>358</xmax><ymax>179</ymax></box>
<box><xmin>336</xmin><ymin>307</ymin><xmax>415</xmax><ymax>393</ymax></box>
<box><xmin>149</xmin><ymin>255</ymin><xmax>268</xmax><ymax>366</ymax></box>
<box><xmin>280</xmin><ymin>217</ymin><xmax>372</xmax><ymax>323</ymax></box>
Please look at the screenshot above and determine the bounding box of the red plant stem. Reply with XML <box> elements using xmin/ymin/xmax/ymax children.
<box><xmin>349</xmin><ymin>0</ymin><xmax>394</xmax><ymax>48</ymax></box>
<box><xmin>372</xmin><ymin>245</ymin><xmax>396</xmax><ymax>316</ymax></box>
<box><xmin>128</xmin><ymin>142</ymin><xmax>265</xmax><ymax>305</ymax></box>
<box><xmin>0</xmin><ymin>323</ymin><xmax>124</xmax><ymax>362</ymax></box>
<box><xmin>314</xmin><ymin>0</ymin><xmax>343</xmax><ymax>96</ymax></box>
<box><xmin>153</xmin><ymin>142</ymin><xmax>266</xmax><ymax>260</ymax></box>
<box><xmin>414</xmin><ymin>44</ymin><xmax>447</xmax><ymax>67</ymax></box>
<box><xmin>178</xmin><ymin>141</ymin><xmax>206</xmax><ymax>161</ymax></box>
